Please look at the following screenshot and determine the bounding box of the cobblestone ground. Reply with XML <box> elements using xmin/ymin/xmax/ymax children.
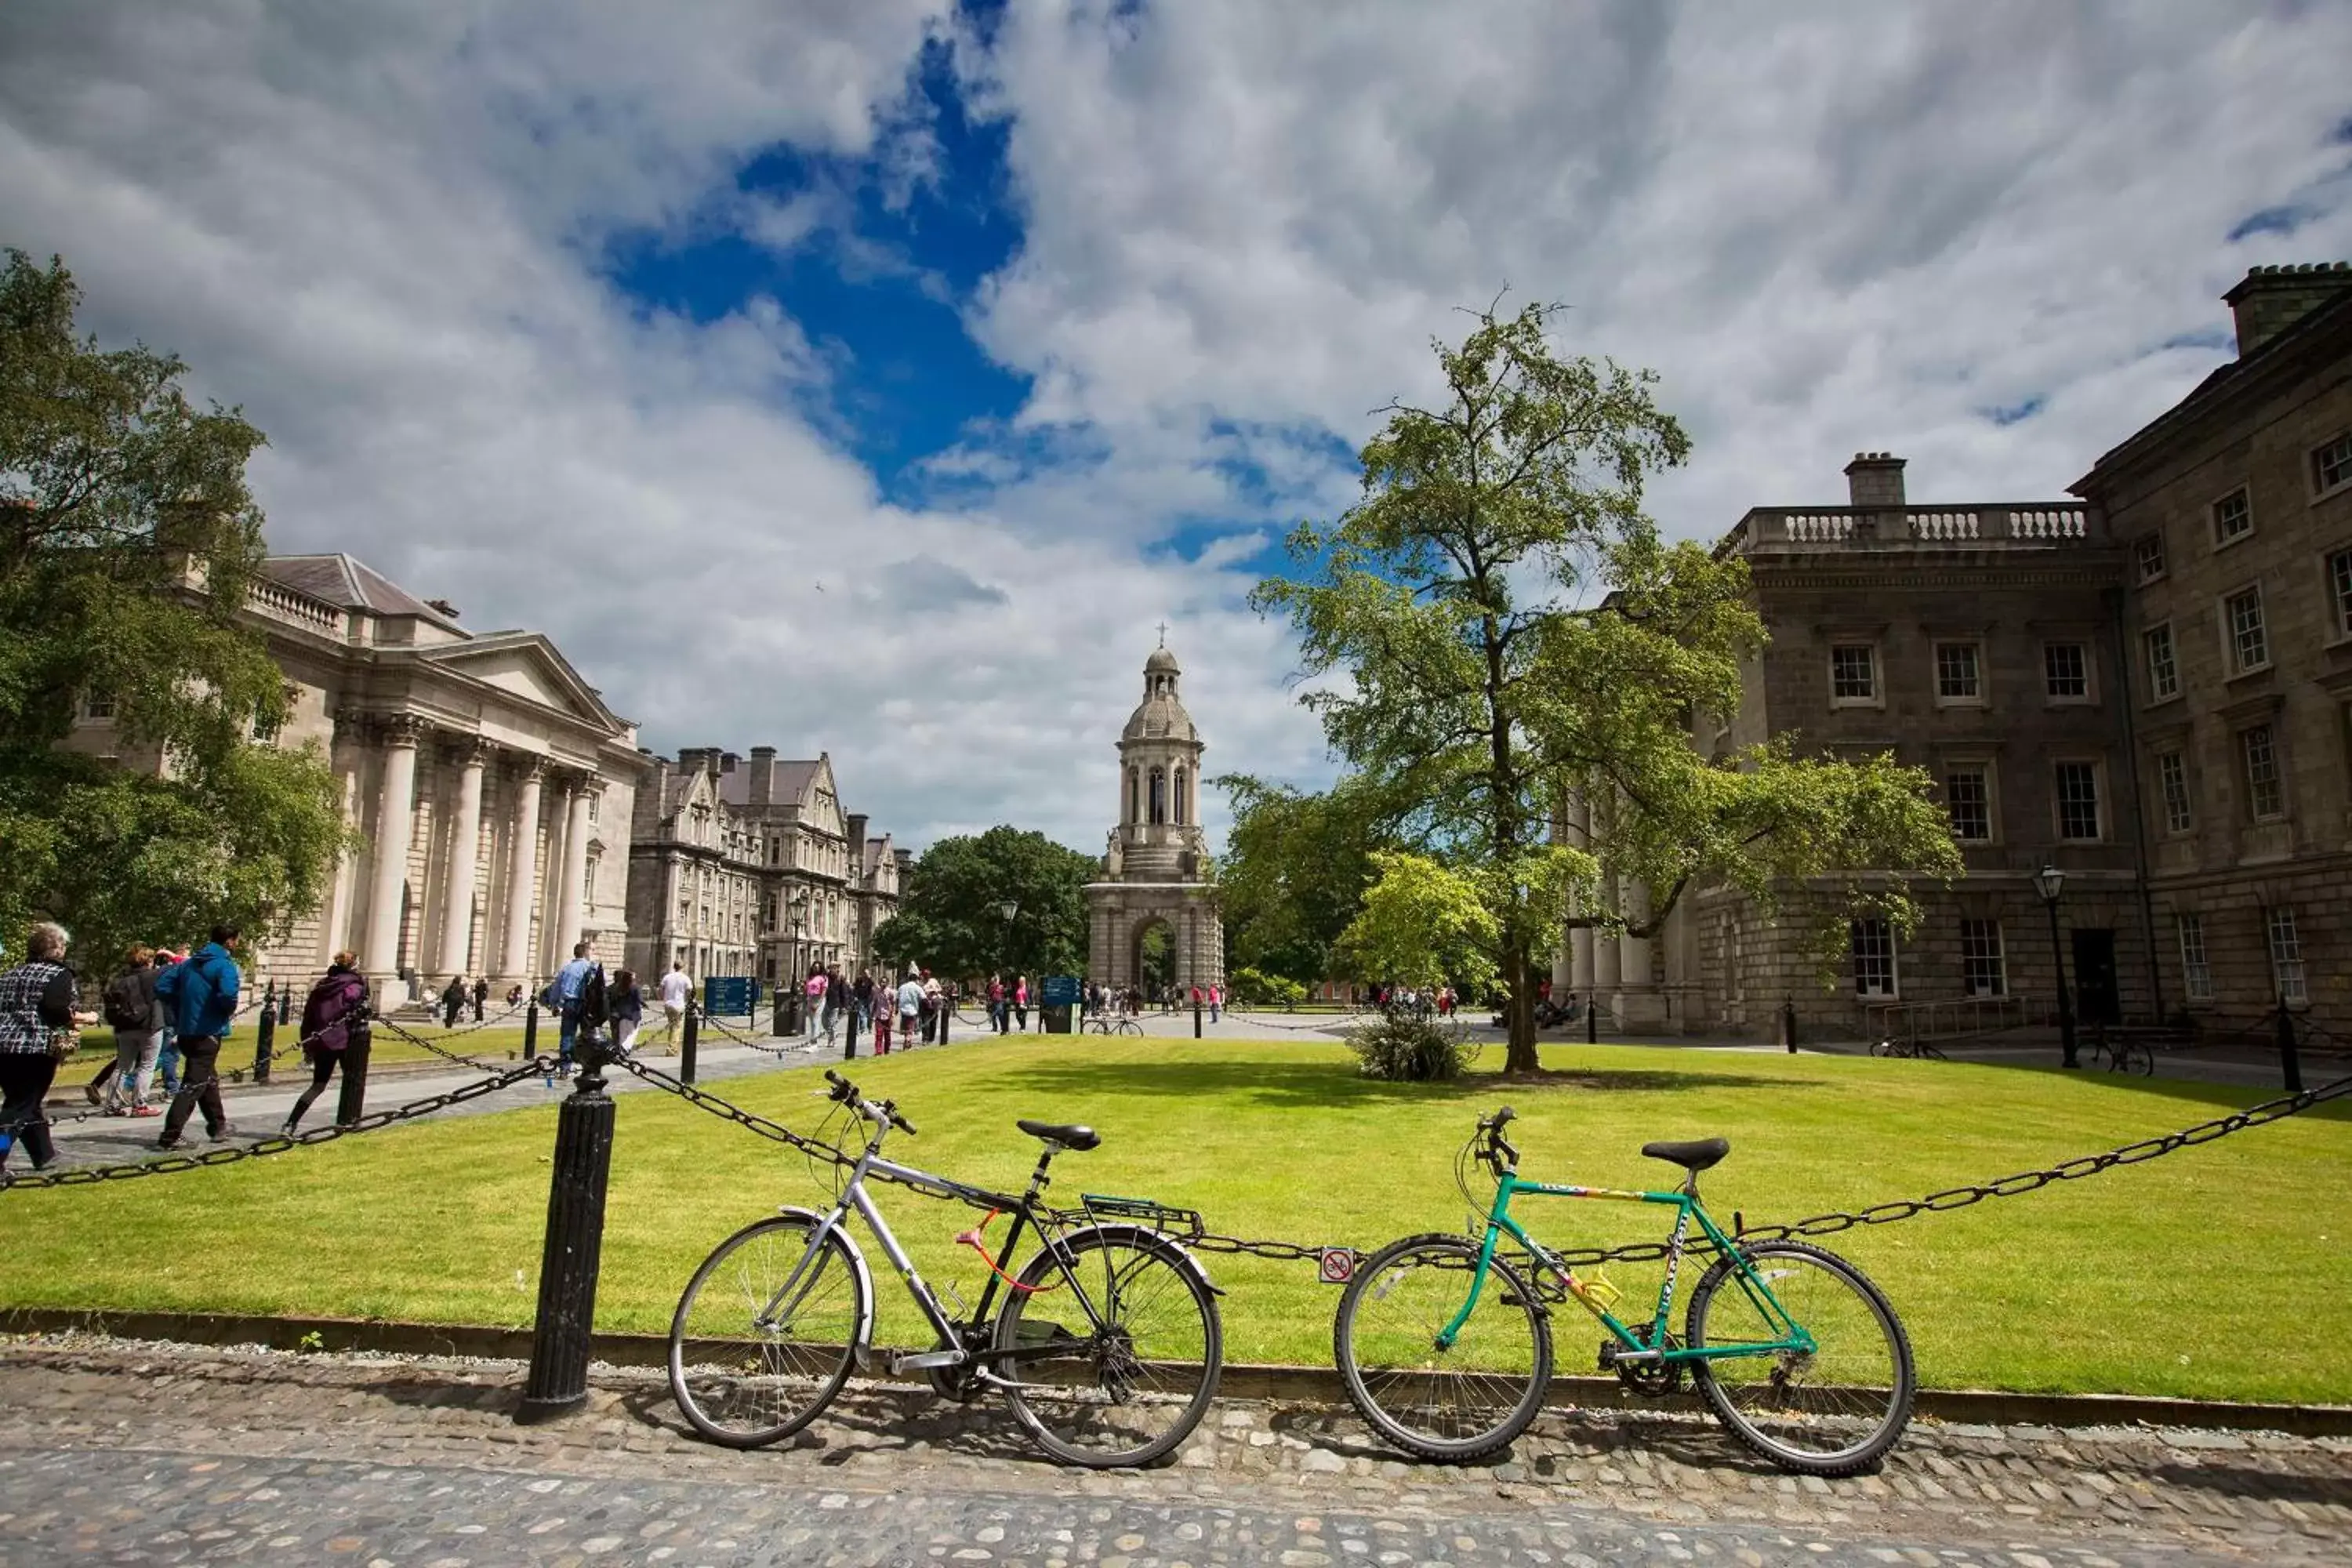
<box><xmin>2</xmin><ymin>1341</ymin><xmax>2345</xmax><ymax>1566</ymax></box>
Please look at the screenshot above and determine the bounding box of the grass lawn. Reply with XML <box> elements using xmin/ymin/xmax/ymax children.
<box><xmin>6</xmin><ymin>1038</ymin><xmax>2347</xmax><ymax>1405</ymax></box>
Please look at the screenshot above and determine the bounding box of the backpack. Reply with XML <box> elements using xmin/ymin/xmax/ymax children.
<box><xmin>103</xmin><ymin>970</ymin><xmax>149</xmax><ymax>1030</ymax></box>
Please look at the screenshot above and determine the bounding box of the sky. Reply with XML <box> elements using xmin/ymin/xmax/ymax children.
<box><xmin>4</xmin><ymin>1</ymin><xmax>2350</xmax><ymax>858</ymax></box>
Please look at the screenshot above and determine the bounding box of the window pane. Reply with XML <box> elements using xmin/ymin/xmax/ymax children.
<box><xmin>2212</xmin><ymin>488</ymin><xmax>2251</xmax><ymax>543</ymax></box>
<box><xmin>2143</xmin><ymin>624</ymin><xmax>2178</xmax><ymax>700</ymax></box>
<box><xmin>1935</xmin><ymin>642</ymin><xmax>1980</xmax><ymax>700</ymax></box>
<box><xmin>2157</xmin><ymin>752</ymin><xmax>2193</xmax><ymax>834</ymax></box>
<box><xmin>1831</xmin><ymin>644</ymin><xmax>1876</xmax><ymax>700</ymax></box>
<box><xmin>2056</xmin><ymin>762</ymin><xmax>2100</xmax><ymax>840</ymax></box>
<box><xmin>2133</xmin><ymin>533</ymin><xmax>2165</xmax><ymax>583</ymax></box>
<box><xmin>2177</xmin><ymin>913</ymin><xmax>2212</xmax><ymax>1001</ymax></box>
<box><xmin>2044</xmin><ymin>643</ymin><xmax>2088</xmax><ymax>699</ymax></box>
<box><xmin>1849</xmin><ymin>918</ymin><xmax>1896</xmax><ymax>997</ymax></box>
<box><xmin>2267</xmin><ymin>907</ymin><xmax>2307</xmax><ymax>1006</ymax></box>
<box><xmin>1960</xmin><ymin>919</ymin><xmax>2005</xmax><ymax>997</ymax></box>
<box><xmin>2227</xmin><ymin>588</ymin><xmax>2268</xmax><ymax>671</ymax></box>
<box><xmin>2331</xmin><ymin>548</ymin><xmax>2352</xmax><ymax>640</ymax></box>
<box><xmin>1944</xmin><ymin>768</ymin><xmax>1991</xmax><ymax>840</ymax></box>
<box><xmin>2317</xmin><ymin>434</ymin><xmax>2352</xmax><ymax>494</ymax></box>
<box><xmin>2241</xmin><ymin>724</ymin><xmax>2283</xmax><ymax>818</ymax></box>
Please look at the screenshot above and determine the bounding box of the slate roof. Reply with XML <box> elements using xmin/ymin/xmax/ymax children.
<box><xmin>260</xmin><ymin>554</ymin><xmax>456</xmax><ymax>625</ymax></box>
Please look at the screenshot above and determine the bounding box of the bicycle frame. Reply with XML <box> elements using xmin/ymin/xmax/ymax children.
<box><xmin>1441</xmin><ymin>1171</ymin><xmax>1816</xmax><ymax>1367</ymax></box>
<box><xmin>755</xmin><ymin>1122</ymin><xmax>1121</xmax><ymax>1384</ymax></box>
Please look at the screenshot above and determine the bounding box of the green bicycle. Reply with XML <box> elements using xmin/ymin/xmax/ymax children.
<box><xmin>1333</xmin><ymin>1106</ymin><xmax>1915</xmax><ymax>1475</ymax></box>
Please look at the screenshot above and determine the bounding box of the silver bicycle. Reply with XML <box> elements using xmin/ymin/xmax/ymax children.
<box><xmin>666</xmin><ymin>1069</ymin><xmax>1225</xmax><ymax>1468</ymax></box>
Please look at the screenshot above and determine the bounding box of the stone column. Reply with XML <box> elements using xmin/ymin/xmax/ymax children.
<box><xmin>500</xmin><ymin>759</ymin><xmax>546</xmax><ymax>985</ymax></box>
<box><xmin>436</xmin><ymin>739</ymin><xmax>489</xmax><ymax>978</ymax></box>
<box><xmin>551</xmin><ymin>777</ymin><xmax>594</xmax><ymax>967</ymax></box>
<box><xmin>1616</xmin><ymin>880</ymin><xmax>1668</xmax><ymax>1029</ymax></box>
<box><xmin>1592</xmin><ymin>872</ymin><xmax>1622</xmax><ymax>1012</ymax></box>
<box><xmin>361</xmin><ymin>715</ymin><xmax>425</xmax><ymax>993</ymax></box>
<box><xmin>321</xmin><ymin>715</ymin><xmax>365</xmax><ymax>963</ymax></box>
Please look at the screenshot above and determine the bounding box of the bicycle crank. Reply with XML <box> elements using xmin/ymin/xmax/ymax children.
<box><xmin>1601</xmin><ymin>1324</ymin><xmax>1684</xmax><ymax>1397</ymax></box>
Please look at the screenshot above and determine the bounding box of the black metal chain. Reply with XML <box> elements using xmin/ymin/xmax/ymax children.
<box><xmin>689</xmin><ymin>1007</ymin><xmax>808</xmax><ymax>1057</ymax></box>
<box><xmin>0</xmin><ymin>1058</ymin><xmax>551</xmax><ymax>1192</ymax></box>
<box><xmin>372</xmin><ymin>1015</ymin><xmax>517</xmax><ymax>1074</ymax></box>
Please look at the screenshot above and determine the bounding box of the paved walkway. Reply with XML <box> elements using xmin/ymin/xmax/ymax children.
<box><xmin>1</xmin><ymin>1339</ymin><xmax>2345</xmax><ymax>1566</ymax></box>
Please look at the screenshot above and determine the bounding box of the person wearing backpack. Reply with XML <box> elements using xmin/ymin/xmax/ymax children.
<box><xmin>153</xmin><ymin>924</ymin><xmax>243</xmax><ymax>1149</ymax></box>
<box><xmin>283</xmin><ymin>952</ymin><xmax>369</xmax><ymax>1137</ymax></box>
<box><xmin>100</xmin><ymin>946</ymin><xmax>165</xmax><ymax>1117</ymax></box>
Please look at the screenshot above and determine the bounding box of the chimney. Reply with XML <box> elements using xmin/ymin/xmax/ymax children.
<box><xmin>893</xmin><ymin>847</ymin><xmax>914</xmax><ymax>873</ymax></box>
<box><xmin>2223</xmin><ymin>262</ymin><xmax>2352</xmax><ymax>358</ymax></box>
<box><xmin>1844</xmin><ymin>452</ymin><xmax>1907</xmax><ymax>511</ymax></box>
<box><xmin>845</xmin><ymin>811</ymin><xmax>868</xmax><ymax>858</ymax></box>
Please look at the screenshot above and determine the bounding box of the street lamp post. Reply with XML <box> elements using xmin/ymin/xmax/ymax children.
<box><xmin>998</xmin><ymin>899</ymin><xmax>1019</xmax><ymax>1033</ymax></box>
<box><xmin>2032</xmin><ymin>862</ymin><xmax>2079</xmax><ymax>1070</ymax></box>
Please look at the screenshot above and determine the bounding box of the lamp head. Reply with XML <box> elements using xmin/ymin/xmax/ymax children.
<box><xmin>2031</xmin><ymin>862</ymin><xmax>2065</xmax><ymax>905</ymax></box>
<box><xmin>999</xmin><ymin>900</ymin><xmax>1019</xmax><ymax>922</ymax></box>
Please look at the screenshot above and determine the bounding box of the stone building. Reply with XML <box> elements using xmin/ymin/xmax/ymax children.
<box><xmin>1568</xmin><ymin>260</ymin><xmax>2350</xmax><ymax>1040</ymax></box>
<box><xmin>624</xmin><ymin>747</ymin><xmax>902</xmax><ymax>985</ymax></box>
<box><xmin>2072</xmin><ymin>261</ymin><xmax>2352</xmax><ymax>1028</ymax></box>
<box><xmin>68</xmin><ymin>554</ymin><xmax>645</xmax><ymax>1004</ymax></box>
<box><xmin>1084</xmin><ymin>643</ymin><xmax>1225</xmax><ymax>994</ymax></box>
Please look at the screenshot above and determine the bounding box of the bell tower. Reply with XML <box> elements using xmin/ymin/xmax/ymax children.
<box><xmin>1084</xmin><ymin>637</ymin><xmax>1225</xmax><ymax>995</ymax></box>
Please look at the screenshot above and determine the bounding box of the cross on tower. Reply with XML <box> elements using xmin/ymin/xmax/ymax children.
<box><xmin>1156</xmin><ymin>621</ymin><xmax>1169</xmax><ymax>648</ymax></box>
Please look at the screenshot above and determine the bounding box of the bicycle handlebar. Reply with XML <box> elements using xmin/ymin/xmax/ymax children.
<box><xmin>1477</xmin><ymin>1105</ymin><xmax>1520</xmax><ymax>1173</ymax></box>
<box><xmin>822</xmin><ymin>1069</ymin><xmax>916</xmax><ymax>1136</ymax></box>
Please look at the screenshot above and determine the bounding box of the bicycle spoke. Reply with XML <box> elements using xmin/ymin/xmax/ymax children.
<box><xmin>1337</xmin><ymin>1238</ymin><xmax>1548</xmax><ymax>1459</ymax></box>
<box><xmin>670</xmin><ymin>1218</ymin><xmax>862</xmax><ymax>1446</ymax></box>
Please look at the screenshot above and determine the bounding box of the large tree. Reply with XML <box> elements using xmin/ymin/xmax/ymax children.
<box><xmin>870</xmin><ymin>825</ymin><xmax>1098</xmax><ymax>982</ymax></box>
<box><xmin>0</xmin><ymin>250</ymin><xmax>348</xmax><ymax>967</ymax></box>
<box><xmin>1213</xmin><ymin>771</ymin><xmax>1417</xmax><ymax>987</ymax></box>
<box><xmin>1254</xmin><ymin>301</ymin><xmax>1958</xmax><ymax>1073</ymax></box>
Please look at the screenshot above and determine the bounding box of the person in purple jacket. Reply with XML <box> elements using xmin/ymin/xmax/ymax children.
<box><xmin>282</xmin><ymin>951</ymin><xmax>369</xmax><ymax>1137</ymax></box>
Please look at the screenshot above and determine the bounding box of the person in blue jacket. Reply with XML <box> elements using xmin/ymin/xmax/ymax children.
<box><xmin>154</xmin><ymin>924</ymin><xmax>243</xmax><ymax>1149</ymax></box>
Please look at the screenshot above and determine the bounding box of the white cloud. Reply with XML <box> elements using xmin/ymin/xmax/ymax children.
<box><xmin>4</xmin><ymin>0</ymin><xmax>2347</xmax><ymax>864</ymax></box>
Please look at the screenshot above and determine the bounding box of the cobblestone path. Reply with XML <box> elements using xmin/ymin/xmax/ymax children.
<box><xmin>2</xmin><ymin>1341</ymin><xmax>2346</xmax><ymax>1566</ymax></box>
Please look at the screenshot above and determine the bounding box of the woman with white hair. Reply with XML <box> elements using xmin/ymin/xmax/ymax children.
<box><xmin>0</xmin><ymin>921</ymin><xmax>86</xmax><ymax>1173</ymax></box>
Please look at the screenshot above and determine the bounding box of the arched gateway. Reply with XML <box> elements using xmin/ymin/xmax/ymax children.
<box><xmin>1084</xmin><ymin>641</ymin><xmax>1224</xmax><ymax>995</ymax></box>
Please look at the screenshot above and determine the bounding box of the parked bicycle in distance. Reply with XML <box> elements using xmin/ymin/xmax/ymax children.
<box><xmin>1084</xmin><ymin>1016</ymin><xmax>1144</xmax><ymax>1036</ymax></box>
<box><xmin>667</xmin><ymin>1069</ymin><xmax>1223</xmax><ymax>1468</ymax></box>
<box><xmin>1332</xmin><ymin>1107</ymin><xmax>1916</xmax><ymax>1475</ymax></box>
<box><xmin>1868</xmin><ymin>1036</ymin><xmax>1947</xmax><ymax>1061</ymax></box>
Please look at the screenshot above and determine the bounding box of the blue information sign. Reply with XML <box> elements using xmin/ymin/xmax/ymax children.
<box><xmin>1041</xmin><ymin>975</ymin><xmax>1082</xmax><ymax>1007</ymax></box>
<box><xmin>704</xmin><ymin>976</ymin><xmax>757</xmax><ymax>1015</ymax></box>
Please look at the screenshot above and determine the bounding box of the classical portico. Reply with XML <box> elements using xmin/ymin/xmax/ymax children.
<box><xmin>1083</xmin><ymin>642</ymin><xmax>1225</xmax><ymax>994</ymax></box>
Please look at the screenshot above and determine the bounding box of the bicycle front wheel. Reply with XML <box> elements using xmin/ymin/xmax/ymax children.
<box><xmin>994</xmin><ymin>1226</ymin><xmax>1222</xmax><ymax>1468</ymax></box>
<box><xmin>669</xmin><ymin>1214</ymin><xmax>865</xmax><ymax>1448</ymax></box>
<box><xmin>1334</xmin><ymin>1233</ymin><xmax>1552</xmax><ymax>1461</ymax></box>
<box><xmin>1686</xmin><ymin>1238</ymin><xmax>1915</xmax><ymax>1475</ymax></box>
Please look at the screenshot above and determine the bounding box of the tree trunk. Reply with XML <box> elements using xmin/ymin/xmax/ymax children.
<box><xmin>1502</xmin><ymin>935</ymin><xmax>1540</xmax><ymax>1073</ymax></box>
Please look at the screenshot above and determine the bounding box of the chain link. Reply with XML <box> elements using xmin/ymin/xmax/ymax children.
<box><xmin>1</xmin><ymin>1058</ymin><xmax>551</xmax><ymax>1192</ymax></box>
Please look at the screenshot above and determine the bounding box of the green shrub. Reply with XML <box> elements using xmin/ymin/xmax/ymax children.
<box><xmin>1345</xmin><ymin>1011</ymin><xmax>1475</xmax><ymax>1081</ymax></box>
<box><xmin>1228</xmin><ymin>966</ymin><xmax>1308</xmax><ymax>1008</ymax></box>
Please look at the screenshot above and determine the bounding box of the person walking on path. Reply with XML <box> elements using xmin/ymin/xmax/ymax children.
<box><xmin>282</xmin><ymin>953</ymin><xmax>368</xmax><ymax>1137</ymax></box>
<box><xmin>440</xmin><ymin>975</ymin><xmax>466</xmax><ymax>1028</ymax></box>
<box><xmin>1012</xmin><ymin>975</ymin><xmax>1029</xmax><ymax>1033</ymax></box>
<box><xmin>819</xmin><ymin>964</ymin><xmax>844</xmax><ymax>1048</ymax></box>
<box><xmin>988</xmin><ymin>974</ymin><xmax>1007</xmax><ymax>1034</ymax></box>
<box><xmin>851</xmin><ymin>970</ymin><xmax>875</xmax><ymax>1053</ymax></box>
<box><xmin>100</xmin><ymin>946</ymin><xmax>164</xmax><ymax>1117</ymax></box>
<box><xmin>0</xmin><ymin>921</ymin><xmax>88</xmax><ymax>1173</ymax></box>
<box><xmin>803</xmin><ymin>967</ymin><xmax>826</xmax><ymax>1044</ymax></box>
<box><xmin>657</xmin><ymin>961</ymin><xmax>691</xmax><ymax>1047</ymax></box>
<box><xmin>543</xmin><ymin>942</ymin><xmax>595</xmax><ymax>1073</ymax></box>
<box><xmin>470</xmin><ymin>975</ymin><xmax>488</xmax><ymax>1022</ymax></box>
<box><xmin>896</xmin><ymin>967</ymin><xmax>922</xmax><ymax>1051</ymax></box>
<box><xmin>608</xmin><ymin>967</ymin><xmax>644</xmax><ymax>1058</ymax></box>
<box><xmin>873</xmin><ymin>987</ymin><xmax>893</xmax><ymax>1054</ymax></box>
<box><xmin>154</xmin><ymin>924</ymin><xmax>242</xmax><ymax>1149</ymax></box>
<box><xmin>1208</xmin><ymin>982</ymin><xmax>1222</xmax><ymax>1024</ymax></box>
<box><xmin>917</xmin><ymin>969</ymin><xmax>941</xmax><ymax>1044</ymax></box>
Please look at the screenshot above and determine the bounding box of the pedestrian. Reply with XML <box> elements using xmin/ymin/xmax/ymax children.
<box><xmin>988</xmin><ymin>973</ymin><xmax>1007</xmax><ymax>1033</ymax></box>
<box><xmin>1013</xmin><ymin>975</ymin><xmax>1029</xmax><ymax>1033</ymax></box>
<box><xmin>441</xmin><ymin>974</ymin><xmax>466</xmax><ymax>1028</ymax></box>
<box><xmin>471</xmin><ymin>975</ymin><xmax>488</xmax><ymax>1022</ymax></box>
<box><xmin>609</xmin><ymin>967</ymin><xmax>644</xmax><ymax>1057</ymax></box>
<box><xmin>542</xmin><ymin>940</ymin><xmax>595</xmax><ymax>1073</ymax></box>
<box><xmin>506</xmin><ymin>982</ymin><xmax>524</xmax><ymax>1007</ymax></box>
<box><xmin>820</xmin><ymin>964</ymin><xmax>844</xmax><ymax>1047</ymax></box>
<box><xmin>0</xmin><ymin>921</ymin><xmax>89</xmax><ymax>1174</ymax></box>
<box><xmin>896</xmin><ymin>967</ymin><xmax>922</xmax><ymax>1051</ymax></box>
<box><xmin>151</xmin><ymin>948</ymin><xmax>184</xmax><ymax>1099</ymax></box>
<box><xmin>1209</xmin><ymin>982</ymin><xmax>1222</xmax><ymax>1024</ymax></box>
<box><xmin>873</xmin><ymin>990</ymin><xmax>893</xmax><ymax>1055</ymax></box>
<box><xmin>803</xmin><ymin>966</ymin><xmax>826</xmax><ymax>1044</ymax></box>
<box><xmin>100</xmin><ymin>945</ymin><xmax>165</xmax><ymax>1118</ymax></box>
<box><xmin>282</xmin><ymin>951</ymin><xmax>369</xmax><ymax>1137</ymax></box>
<box><xmin>920</xmin><ymin>968</ymin><xmax>942</xmax><ymax>1044</ymax></box>
<box><xmin>154</xmin><ymin>923</ymin><xmax>243</xmax><ymax>1149</ymax></box>
<box><xmin>851</xmin><ymin>970</ymin><xmax>875</xmax><ymax>1051</ymax></box>
<box><xmin>657</xmin><ymin>960</ymin><xmax>691</xmax><ymax>1047</ymax></box>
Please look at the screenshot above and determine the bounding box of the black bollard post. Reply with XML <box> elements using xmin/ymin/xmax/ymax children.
<box><xmin>1193</xmin><ymin>994</ymin><xmax>1203</xmax><ymax>1038</ymax></box>
<box><xmin>680</xmin><ymin>1001</ymin><xmax>699</xmax><ymax>1086</ymax></box>
<box><xmin>1781</xmin><ymin>997</ymin><xmax>1798</xmax><ymax>1055</ymax></box>
<box><xmin>517</xmin><ymin>1026</ymin><xmax>615</xmax><ymax>1425</ymax></box>
<box><xmin>2277</xmin><ymin>1000</ymin><xmax>2303</xmax><ymax>1094</ymax></box>
<box><xmin>336</xmin><ymin>1014</ymin><xmax>372</xmax><ymax>1128</ymax></box>
<box><xmin>772</xmin><ymin>989</ymin><xmax>789</xmax><ymax>1037</ymax></box>
<box><xmin>1588</xmin><ymin>995</ymin><xmax>1599</xmax><ymax>1045</ymax></box>
<box><xmin>938</xmin><ymin>990</ymin><xmax>950</xmax><ymax>1047</ymax></box>
<box><xmin>254</xmin><ymin>1002</ymin><xmax>275</xmax><ymax>1085</ymax></box>
<box><xmin>278</xmin><ymin>985</ymin><xmax>294</xmax><ymax>1026</ymax></box>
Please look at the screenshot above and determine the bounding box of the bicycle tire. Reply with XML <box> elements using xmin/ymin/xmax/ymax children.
<box><xmin>1867</xmin><ymin>1039</ymin><xmax>1889</xmax><ymax>1058</ymax></box>
<box><xmin>1333</xmin><ymin>1232</ymin><xmax>1553</xmax><ymax>1462</ymax></box>
<box><xmin>993</xmin><ymin>1225</ymin><xmax>1223</xmax><ymax>1468</ymax></box>
<box><xmin>1685</xmin><ymin>1238</ymin><xmax>1915</xmax><ymax>1476</ymax></box>
<box><xmin>668</xmin><ymin>1214</ymin><xmax>865</xmax><ymax>1448</ymax></box>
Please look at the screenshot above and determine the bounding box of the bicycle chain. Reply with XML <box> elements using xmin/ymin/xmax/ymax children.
<box><xmin>0</xmin><ymin>1059</ymin><xmax>552</xmax><ymax>1192</ymax></box>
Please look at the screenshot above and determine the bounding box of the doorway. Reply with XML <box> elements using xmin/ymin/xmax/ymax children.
<box><xmin>1135</xmin><ymin>919</ymin><xmax>1176</xmax><ymax>998</ymax></box>
<box><xmin>2071</xmin><ymin>928</ymin><xmax>2120</xmax><ymax>1025</ymax></box>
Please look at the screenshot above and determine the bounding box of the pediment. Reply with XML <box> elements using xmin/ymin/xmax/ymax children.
<box><xmin>418</xmin><ymin>633</ymin><xmax>622</xmax><ymax>733</ymax></box>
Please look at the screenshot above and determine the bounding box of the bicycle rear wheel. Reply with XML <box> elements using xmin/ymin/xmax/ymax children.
<box><xmin>1334</xmin><ymin>1233</ymin><xmax>1552</xmax><ymax>1461</ymax></box>
<box><xmin>1685</xmin><ymin>1238</ymin><xmax>1914</xmax><ymax>1475</ymax></box>
<box><xmin>994</xmin><ymin>1225</ymin><xmax>1222</xmax><ymax>1468</ymax></box>
<box><xmin>669</xmin><ymin>1214</ymin><xmax>864</xmax><ymax>1448</ymax></box>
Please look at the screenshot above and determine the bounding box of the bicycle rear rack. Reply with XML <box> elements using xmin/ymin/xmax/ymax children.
<box><xmin>1079</xmin><ymin>1192</ymin><xmax>1206</xmax><ymax>1239</ymax></box>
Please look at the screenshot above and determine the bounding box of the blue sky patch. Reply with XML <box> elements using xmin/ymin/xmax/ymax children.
<box><xmin>2227</xmin><ymin>203</ymin><xmax>2314</xmax><ymax>242</ymax></box>
<box><xmin>1982</xmin><ymin>395</ymin><xmax>2044</xmax><ymax>426</ymax></box>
